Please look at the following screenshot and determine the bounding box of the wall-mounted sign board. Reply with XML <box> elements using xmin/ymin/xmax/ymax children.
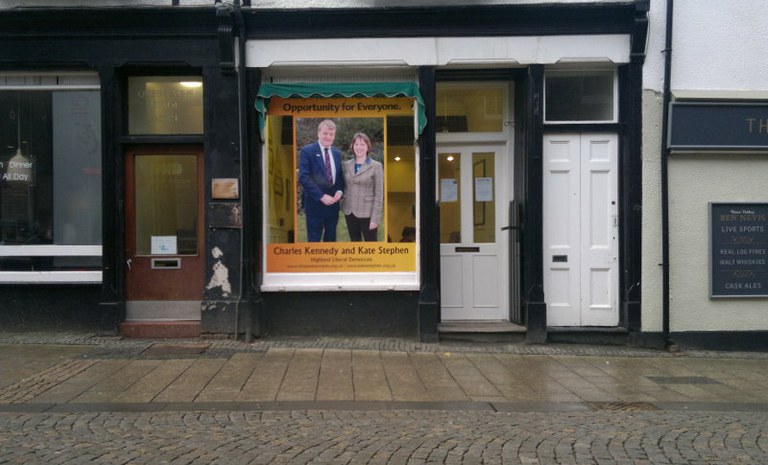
<box><xmin>669</xmin><ymin>102</ymin><xmax>768</xmax><ymax>150</ymax></box>
<box><xmin>710</xmin><ymin>203</ymin><xmax>768</xmax><ymax>297</ymax></box>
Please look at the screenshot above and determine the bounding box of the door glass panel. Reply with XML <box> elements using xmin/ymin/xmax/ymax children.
<box><xmin>473</xmin><ymin>152</ymin><xmax>495</xmax><ymax>244</ymax></box>
<box><xmin>438</xmin><ymin>152</ymin><xmax>461</xmax><ymax>243</ymax></box>
<box><xmin>134</xmin><ymin>155</ymin><xmax>198</xmax><ymax>255</ymax></box>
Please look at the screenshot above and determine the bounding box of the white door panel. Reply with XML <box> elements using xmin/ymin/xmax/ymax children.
<box><xmin>544</xmin><ymin>133</ymin><xmax>618</xmax><ymax>327</ymax></box>
<box><xmin>440</xmin><ymin>255</ymin><xmax>464</xmax><ymax>309</ymax></box>
<box><xmin>544</xmin><ymin>135</ymin><xmax>580</xmax><ymax>326</ymax></box>
<box><xmin>473</xmin><ymin>254</ymin><xmax>499</xmax><ymax>308</ymax></box>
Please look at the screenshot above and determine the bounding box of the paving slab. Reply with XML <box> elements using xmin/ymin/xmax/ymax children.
<box><xmin>2</xmin><ymin>332</ymin><xmax>768</xmax><ymax>413</ymax></box>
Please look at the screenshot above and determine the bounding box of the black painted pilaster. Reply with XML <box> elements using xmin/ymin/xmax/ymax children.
<box><xmin>98</xmin><ymin>65</ymin><xmax>125</xmax><ymax>335</ymax></box>
<box><xmin>243</xmin><ymin>67</ymin><xmax>264</xmax><ymax>340</ymax></box>
<box><xmin>619</xmin><ymin>62</ymin><xmax>643</xmax><ymax>334</ymax></box>
<box><xmin>201</xmin><ymin>65</ymin><xmax>242</xmax><ymax>335</ymax></box>
<box><xmin>523</xmin><ymin>65</ymin><xmax>546</xmax><ymax>344</ymax></box>
<box><xmin>417</xmin><ymin>66</ymin><xmax>440</xmax><ymax>343</ymax></box>
<box><xmin>623</xmin><ymin>0</ymin><xmax>648</xmax><ymax>335</ymax></box>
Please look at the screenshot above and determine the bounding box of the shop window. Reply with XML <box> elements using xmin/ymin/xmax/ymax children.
<box><xmin>261</xmin><ymin>94</ymin><xmax>418</xmax><ymax>288</ymax></box>
<box><xmin>436</xmin><ymin>84</ymin><xmax>505</xmax><ymax>133</ymax></box>
<box><xmin>128</xmin><ymin>76</ymin><xmax>203</xmax><ymax>135</ymax></box>
<box><xmin>0</xmin><ymin>88</ymin><xmax>102</xmax><ymax>277</ymax></box>
<box><xmin>544</xmin><ymin>69</ymin><xmax>616</xmax><ymax>123</ymax></box>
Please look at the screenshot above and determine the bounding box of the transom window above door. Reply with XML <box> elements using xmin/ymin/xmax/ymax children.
<box><xmin>127</xmin><ymin>76</ymin><xmax>203</xmax><ymax>135</ymax></box>
<box><xmin>436</xmin><ymin>83</ymin><xmax>506</xmax><ymax>133</ymax></box>
<box><xmin>544</xmin><ymin>69</ymin><xmax>617</xmax><ymax>123</ymax></box>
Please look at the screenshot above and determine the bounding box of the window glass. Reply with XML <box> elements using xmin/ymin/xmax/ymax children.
<box><xmin>472</xmin><ymin>152</ymin><xmax>495</xmax><ymax>244</ymax></box>
<box><xmin>134</xmin><ymin>155</ymin><xmax>198</xmax><ymax>256</ymax></box>
<box><xmin>386</xmin><ymin>116</ymin><xmax>416</xmax><ymax>245</ymax></box>
<box><xmin>0</xmin><ymin>90</ymin><xmax>102</xmax><ymax>270</ymax></box>
<box><xmin>545</xmin><ymin>70</ymin><xmax>616</xmax><ymax>122</ymax></box>
<box><xmin>128</xmin><ymin>76</ymin><xmax>203</xmax><ymax>135</ymax></box>
<box><xmin>263</xmin><ymin>96</ymin><xmax>417</xmax><ymax>275</ymax></box>
<box><xmin>438</xmin><ymin>152</ymin><xmax>461</xmax><ymax>243</ymax></box>
<box><xmin>436</xmin><ymin>84</ymin><xmax>505</xmax><ymax>133</ymax></box>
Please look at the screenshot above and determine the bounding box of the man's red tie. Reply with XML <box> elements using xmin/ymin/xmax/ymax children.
<box><xmin>323</xmin><ymin>148</ymin><xmax>333</xmax><ymax>185</ymax></box>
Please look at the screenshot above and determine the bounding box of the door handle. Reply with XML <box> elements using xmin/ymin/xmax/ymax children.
<box><xmin>126</xmin><ymin>258</ymin><xmax>132</xmax><ymax>271</ymax></box>
<box><xmin>501</xmin><ymin>225</ymin><xmax>519</xmax><ymax>231</ymax></box>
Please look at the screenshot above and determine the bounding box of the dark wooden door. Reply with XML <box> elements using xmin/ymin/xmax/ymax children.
<box><xmin>125</xmin><ymin>145</ymin><xmax>205</xmax><ymax>303</ymax></box>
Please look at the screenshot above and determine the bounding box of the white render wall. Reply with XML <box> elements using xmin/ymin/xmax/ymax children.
<box><xmin>671</xmin><ymin>0</ymin><xmax>768</xmax><ymax>94</ymax></box>
<box><xmin>643</xmin><ymin>1</ymin><xmax>768</xmax><ymax>333</ymax></box>
<box><xmin>640</xmin><ymin>0</ymin><xmax>668</xmax><ymax>334</ymax></box>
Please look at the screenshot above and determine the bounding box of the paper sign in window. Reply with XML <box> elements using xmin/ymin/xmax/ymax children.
<box><xmin>151</xmin><ymin>236</ymin><xmax>177</xmax><ymax>255</ymax></box>
<box><xmin>441</xmin><ymin>179</ymin><xmax>458</xmax><ymax>202</ymax></box>
<box><xmin>475</xmin><ymin>177</ymin><xmax>493</xmax><ymax>202</ymax></box>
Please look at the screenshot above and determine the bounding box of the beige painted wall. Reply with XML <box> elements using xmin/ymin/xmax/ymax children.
<box><xmin>641</xmin><ymin>89</ymin><xmax>664</xmax><ymax>333</ymax></box>
<box><xmin>668</xmin><ymin>153</ymin><xmax>768</xmax><ymax>331</ymax></box>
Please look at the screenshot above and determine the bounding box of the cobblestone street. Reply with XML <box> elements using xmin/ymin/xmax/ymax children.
<box><xmin>1</xmin><ymin>409</ymin><xmax>767</xmax><ymax>464</ymax></box>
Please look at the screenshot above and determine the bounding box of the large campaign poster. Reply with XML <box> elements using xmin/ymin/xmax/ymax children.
<box><xmin>264</xmin><ymin>97</ymin><xmax>417</xmax><ymax>274</ymax></box>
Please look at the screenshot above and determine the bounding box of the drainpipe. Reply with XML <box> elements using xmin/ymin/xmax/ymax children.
<box><xmin>660</xmin><ymin>0</ymin><xmax>673</xmax><ymax>348</ymax></box>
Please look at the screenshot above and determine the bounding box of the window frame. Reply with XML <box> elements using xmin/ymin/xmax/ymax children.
<box><xmin>258</xmin><ymin>90</ymin><xmax>422</xmax><ymax>292</ymax></box>
<box><xmin>543</xmin><ymin>67</ymin><xmax>618</xmax><ymax>124</ymax></box>
<box><xmin>435</xmin><ymin>81</ymin><xmax>511</xmax><ymax>144</ymax></box>
<box><xmin>0</xmin><ymin>73</ymin><xmax>102</xmax><ymax>284</ymax></box>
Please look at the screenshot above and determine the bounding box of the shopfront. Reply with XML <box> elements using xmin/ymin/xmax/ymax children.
<box><xmin>665</xmin><ymin>100</ymin><xmax>768</xmax><ymax>349</ymax></box>
<box><xmin>243</xmin><ymin>2</ymin><xmax>647</xmax><ymax>342</ymax></box>
<box><xmin>0</xmin><ymin>6</ymin><xmax>239</xmax><ymax>335</ymax></box>
<box><xmin>0</xmin><ymin>1</ymin><xmax>648</xmax><ymax>344</ymax></box>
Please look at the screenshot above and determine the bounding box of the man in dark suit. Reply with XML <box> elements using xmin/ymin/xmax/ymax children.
<box><xmin>298</xmin><ymin>119</ymin><xmax>344</xmax><ymax>242</ymax></box>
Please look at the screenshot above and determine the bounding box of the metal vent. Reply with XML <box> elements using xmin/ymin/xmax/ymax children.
<box><xmin>0</xmin><ymin>73</ymin><xmax>100</xmax><ymax>89</ymax></box>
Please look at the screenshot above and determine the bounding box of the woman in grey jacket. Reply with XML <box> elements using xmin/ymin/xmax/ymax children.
<box><xmin>341</xmin><ymin>132</ymin><xmax>384</xmax><ymax>241</ymax></box>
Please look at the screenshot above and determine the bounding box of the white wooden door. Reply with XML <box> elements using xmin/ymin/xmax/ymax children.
<box><xmin>438</xmin><ymin>146</ymin><xmax>509</xmax><ymax>320</ymax></box>
<box><xmin>543</xmin><ymin>134</ymin><xmax>618</xmax><ymax>326</ymax></box>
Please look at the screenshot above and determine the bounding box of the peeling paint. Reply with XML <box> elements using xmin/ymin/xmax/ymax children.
<box><xmin>211</xmin><ymin>246</ymin><xmax>224</xmax><ymax>259</ymax></box>
<box><xmin>207</xmin><ymin>247</ymin><xmax>231</xmax><ymax>297</ymax></box>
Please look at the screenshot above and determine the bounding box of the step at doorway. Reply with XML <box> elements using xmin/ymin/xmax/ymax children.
<box><xmin>438</xmin><ymin>320</ymin><xmax>526</xmax><ymax>343</ymax></box>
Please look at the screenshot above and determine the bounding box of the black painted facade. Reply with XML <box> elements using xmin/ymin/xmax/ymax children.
<box><xmin>0</xmin><ymin>2</ymin><xmax>649</xmax><ymax>346</ymax></box>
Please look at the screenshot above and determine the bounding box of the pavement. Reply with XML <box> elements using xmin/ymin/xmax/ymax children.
<box><xmin>2</xmin><ymin>331</ymin><xmax>768</xmax><ymax>464</ymax></box>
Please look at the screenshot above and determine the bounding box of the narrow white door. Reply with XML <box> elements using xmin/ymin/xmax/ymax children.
<box><xmin>543</xmin><ymin>134</ymin><xmax>618</xmax><ymax>326</ymax></box>
<box><xmin>438</xmin><ymin>146</ymin><xmax>509</xmax><ymax>320</ymax></box>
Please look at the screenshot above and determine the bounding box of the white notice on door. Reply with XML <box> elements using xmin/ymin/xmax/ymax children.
<box><xmin>151</xmin><ymin>236</ymin><xmax>177</xmax><ymax>255</ymax></box>
<box><xmin>475</xmin><ymin>177</ymin><xmax>493</xmax><ymax>202</ymax></box>
<box><xmin>440</xmin><ymin>179</ymin><xmax>458</xmax><ymax>202</ymax></box>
